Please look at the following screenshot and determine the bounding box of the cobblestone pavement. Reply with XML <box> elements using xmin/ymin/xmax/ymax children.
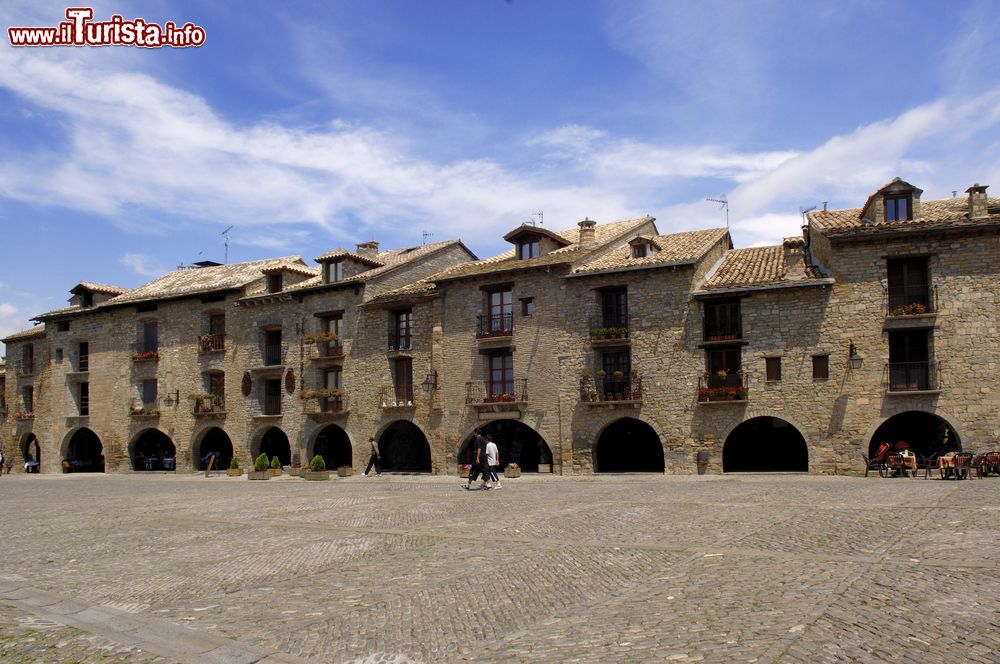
<box><xmin>0</xmin><ymin>472</ymin><xmax>998</xmax><ymax>663</ymax></box>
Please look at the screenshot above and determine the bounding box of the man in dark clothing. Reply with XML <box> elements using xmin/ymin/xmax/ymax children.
<box><xmin>363</xmin><ymin>437</ymin><xmax>381</xmax><ymax>476</ymax></box>
<box><xmin>464</xmin><ymin>429</ymin><xmax>492</xmax><ymax>490</ymax></box>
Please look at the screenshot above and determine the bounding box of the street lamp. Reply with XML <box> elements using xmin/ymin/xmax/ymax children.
<box><xmin>420</xmin><ymin>370</ymin><xmax>438</xmax><ymax>392</ymax></box>
<box><xmin>848</xmin><ymin>341</ymin><xmax>863</xmax><ymax>371</ymax></box>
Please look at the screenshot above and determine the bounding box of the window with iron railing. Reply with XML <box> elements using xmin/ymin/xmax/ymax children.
<box><xmin>477</xmin><ymin>288</ymin><xmax>513</xmax><ymax>337</ymax></box>
<box><xmin>885</xmin><ymin>361</ymin><xmax>938</xmax><ymax>392</ymax></box>
<box><xmin>704</xmin><ymin>299</ymin><xmax>741</xmax><ymax>340</ymax></box>
<box><xmin>263</xmin><ymin>329</ymin><xmax>282</xmax><ymax>365</ymax></box>
<box><xmin>79</xmin><ymin>382</ymin><xmax>89</xmax><ymax>416</ymax></box>
<box><xmin>390</xmin><ymin>310</ymin><xmax>413</xmax><ymax>350</ymax></box>
<box><xmin>78</xmin><ymin>341</ymin><xmax>89</xmax><ymax>372</ymax></box>
<box><xmin>262</xmin><ymin>379</ymin><xmax>282</xmax><ymax>415</ymax></box>
<box><xmin>886</xmin><ymin>257</ymin><xmax>931</xmax><ymax>315</ymax></box>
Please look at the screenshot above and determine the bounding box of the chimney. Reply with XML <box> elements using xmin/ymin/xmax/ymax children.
<box><xmin>966</xmin><ymin>183</ymin><xmax>989</xmax><ymax>219</ymax></box>
<box><xmin>577</xmin><ymin>218</ymin><xmax>597</xmax><ymax>249</ymax></box>
<box><xmin>356</xmin><ymin>240</ymin><xmax>380</xmax><ymax>256</ymax></box>
<box><xmin>783</xmin><ymin>236</ymin><xmax>805</xmax><ymax>274</ymax></box>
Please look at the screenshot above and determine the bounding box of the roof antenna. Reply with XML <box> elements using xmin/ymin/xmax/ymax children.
<box><xmin>421</xmin><ymin>230</ymin><xmax>433</xmax><ymax>245</ymax></box>
<box><xmin>800</xmin><ymin>205</ymin><xmax>817</xmax><ymax>226</ymax></box>
<box><xmin>706</xmin><ymin>195</ymin><xmax>729</xmax><ymax>227</ymax></box>
<box><xmin>535</xmin><ymin>210</ymin><xmax>544</xmax><ymax>227</ymax></box>
<box><xmin>221</xmin><ymin>225</ymin><xmax>233</xmax><ymax>263</ymax></box>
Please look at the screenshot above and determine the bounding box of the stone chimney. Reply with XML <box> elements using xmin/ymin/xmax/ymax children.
<box><xmin>966</xmin><ymin>183</ymin><xmax>989</xmax><ymax>219</ymax></box>
<box><xmin>577</xmin><ymin>218</ymin><xmax>597</xmax><ymax>249</ymax></box>
<box><xmin>782</xmin><ymin>236</ymin><xmax>806</xmax><ymax>275</ymax></box>
<box><xmin>356</xmin><ymin>240</ymin><xmax>380</xmax><ymax>256</ymax></box>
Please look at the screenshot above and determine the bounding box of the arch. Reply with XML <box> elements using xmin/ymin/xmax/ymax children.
<box><xmin>868</xmin><ymin>411</ymin><xmax>960</xmax><ymax>460</ymax></box>
<box><xmin>20</xmin><ymin>432</ymin><xmax>41</xmax><ymax>473</ymax></box>
<box><xmin>129</xmin><ymin>429</ymin><xmax>175</xmax><ymax>471</ymax></box>
<box><xmin>723</xmin><ymin>416</ymin><xmax>808</xmax><ymax>472</ymax></box>
<box><xmin>457</xmin><ymin>420</ymin><xmax>552</xmax><ymax>472</ymax></box>
<box><xmin>193</xmin><ymin>426</ymin><xmax>234</xmax><ymax>471</ymax></box>
<box><xmin>594</xmin><ymin>417</ymin><xmax>664</xmax><ymax>473</ymax></box>
<box><xmin>256</xmin><ymin>426</ymin><xmax>290</xmax><ymax>467</ymax></box>
<box><xmin>66</xmin><ymin>428</ymin><xmax>105</xmax><ymax>473</ymax></box>
<box><xmin>313</xmin><ymin>424</ymin><xmax>352</xmax><ymax>469</ymax></box>
<box><xmin>378</xmin><ymin>420</ymin><xmax>431</xmax><ymax>473</ymax></box>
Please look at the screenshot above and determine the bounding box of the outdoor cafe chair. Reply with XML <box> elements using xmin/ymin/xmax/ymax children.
<box><xmin>975</xmin><ymin>451</ymin><xmax>1000</xmax><ymax>478</ymax></box>
<box><xmin>880</xmin><ymin>454</ymin><xmax>909</xmax><ymax>478</ymax></box>
<box><xmin>916</xmin><ymin>454</ymin><xmax>936</xmax><ymax>479</ymax></box>
<box><xmin>862</xmin><ymin>454</ymin><xmax>882</xmax><ymax>477</ymax></box>
<box><xmin>953</xmin><ymin>452</ymin><xmax>975</xmax><ymax>480</ymax></box>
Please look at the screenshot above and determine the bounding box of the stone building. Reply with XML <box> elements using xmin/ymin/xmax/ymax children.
<box><xmin>3</xmin><ymin>178</ymin><xmax>998</xmax><ymax>476</ymax></box>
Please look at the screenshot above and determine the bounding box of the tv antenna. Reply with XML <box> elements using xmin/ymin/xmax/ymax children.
<box><xmin>799</xmin><ymin>205</ymin><xmax>817</xmax><ymax>222</ymax></box>
<box><xmin>422</xmin><ymin>230</ymin><xmax>433</xmax><ymax>245</ymax></box>
<box><xmin>535</xmin><ymin>210</ymin><xmax>544</xmax><ymax>226</ymax></box>
<box><xmin>221</xmin><ymin>226</ymin><xmax>233</xmax><ymax>263</ymax></box>
<box><xmin>706</xmin><ymin>195</ymin><xmax>729</xmax><ymax>227</ymax></box>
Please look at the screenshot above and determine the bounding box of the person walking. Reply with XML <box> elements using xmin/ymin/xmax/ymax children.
<box><xmin>486</xmin><ymin>435</ymin><xmax>501</xmax><ymax>489</ymax></box>
<box><xmin>363</xmin><ymin>437</ymin><xmax>381</xmax><ymax>476</ymax></box>
<box><xmin>464</xmin><ymin>429</ymin><xmax>492</xmax><ymax>490</ymax></box>
<box><xmin>0</xmin><ymin>447</ymin><xmax>5</xmax><ymax>477</ymax></box>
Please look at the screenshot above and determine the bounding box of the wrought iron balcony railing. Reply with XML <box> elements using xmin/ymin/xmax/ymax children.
<box><xmin>465</xmin><ymin>378</ymin><xmax>528</xmax><ymax>404</ymax></box>
<box><xmin>883</xmin><ymin>361</ymin><xmax>939</xmax><ymax>392</ymax></box>
<box><xmin>132</xmin><ymin>343</ymin><xmax>159</xmax><ymax>362</ymax></box>
<box><xmin>263</xmin><ymin>344</ymin><xmax>282</xmax><ymax>366</ymax></box>
<box><xmin>885</xmin><ymin>287</ymin><xmax>935</xmax><ymax>316</ymax></box>
<box><xmin>129</xmin><ymin>397</ymin><xmax>160</xmax><ymax>416</ymax></box>
<box><xmin>198</xmin><ymin>333</ymin><xmax>226</xmax><ymax>353</ymax></box>
<box><xmin>192</xmin><ymin>394</ymin><xmax>225</xmax><ymax>415</ymax></box>
<box><xmin>588</xmin><ymin>316</ymin><xmax>630</xmax><ymax>341</ymax></box>
<box><xmin>580</xmin><ymin>376</ymin><xmax>642</xmax><ymax>402</ymax></box>
<box><xmin>380</xmin><ymin>384</ymin><xmax>414</xmax><ymax>407</ymax></box>
<box><xmin>697</xmin><ymin>371</ymin><xmax>749</xmax><ymax>402</ymax></box>
<box><xmin>476</xmin><ymin>313</ymin><xmax>513</xmax><ymax>338</ymax></box>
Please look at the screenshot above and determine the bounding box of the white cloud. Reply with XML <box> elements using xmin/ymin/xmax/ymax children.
<box><xmin>120</xmin><ymin>253</ymin><xmax>168</xmax><ymax>278</ymax></box>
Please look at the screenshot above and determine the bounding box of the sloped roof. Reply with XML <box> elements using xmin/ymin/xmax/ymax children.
<box><xmin>698</xmin><ymin>237</ymin><xmax>830</xmax><ymax>292</ymax></box>
<box><xmin>431</xmin><ymin>217</ymin><xmax>655</xmax><ymax>282</ymax></box>
<box><xmin>363</xmin><ymin>278</ymin><xmax>439</xmax><ymax>306</ymax></box>
<box><xmin>260</xmin><ymin>262</ymin><xmax>319</xmax><ymax>278</ymax></box>
<box><xmin>810</xmin><ymin>194</ymin><xmax>1000</xmax><ymax>237</ymax></box>
<box><xmin>502</xmin><ymin>224</ymin><xmax>572</xmax><ymax>247</ymax></box>
<box><xmin>283</xmin><ymin>240</ymin><xmax>475</xmax><ymax>294</ymax></box>
<box><xmin>313</xmin><ymin>248</ymin><xmax>385</xmax><ymax>266</ymax></box>
<box><xmin>1</xmin><ymin>324</ymin><xmax>46</xmax><ymax>343</ymax></box>
<box><xmin>858</xmin><ymin>177</ymin><xmax>923</xmax><ymax>220</ymax></box>
<box><xmin>572</xmin><ymin>228</ymin><xmax>728</xmax><ymax>275</ymax></box>
<box><xmin>71</xmin><ymin>281</ymin><xmax>126</xmax><ymax>295</ymax></box>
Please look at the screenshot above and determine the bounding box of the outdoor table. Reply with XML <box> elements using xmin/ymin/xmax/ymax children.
<box><xmin>145</xmin><ymin>456</ymin><xmax>160</xmax><ymax>470</ymax></box>
<box><xmin>938</xmin><ymin>453</ymin><xmax>956</xmax><ymax>478</ymax></box>
<box><xmin>162</xmin><ymin>457</ymin><xmax>176</xmax><ymax>470</ymax></box>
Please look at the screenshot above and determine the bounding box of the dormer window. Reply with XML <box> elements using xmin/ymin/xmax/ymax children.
<box><xmin>884</xmin><ymin>193</ymin><xmax>913</xmax><ymax>221</ymax></box>
<box><xmin>632</xmin><ymin>244</ymin><xmax>648</xmax><ymax>259</ymax></box>
<box><xmin>81</xmin><ymin>291</ymin><xmax>94</xmax><ymax>307</ymax></box>
<box><xmin>266</xmin><ymin>273</ymin><xmax>282</xmax><ymax>293</ymax></box>
<box><xmin>517</xmin><ymin>235</ymin><xmax>540</xmax><ymax>260</ymax></box>
<box><xmin>324</xmin><ymin>260</ymin><xmax>345</xmax><ymax>283</ymax></box>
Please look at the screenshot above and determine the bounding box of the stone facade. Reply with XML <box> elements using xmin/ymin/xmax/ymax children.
<box><xmin>4</xmin><ymin>179</ymin><xmax>999</xmax><ymax>476</ymax></box>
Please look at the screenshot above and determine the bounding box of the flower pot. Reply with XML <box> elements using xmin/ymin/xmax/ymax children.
<box><xmin>304</xmin><ymin>470</ymin><xmax>330</xmax><ymax>481</ymax></box>
<box><xmin>337</xmin><ymin>467</ymin><xmax>353</xmax><ymax>477</ymax></box>
<box><xmin>504</xmin><ymin>466</ymin><xmax>521</xmax><ymax>478</ymax></box>
<box><xmin>537</xmin><ymin>463</ymin><xmax>552</xmax><ymax>474</ymax></box>
<box><xmin>270</xmin><ymin>468</ymin><xmax>283</xmax><ymax>477</ymax></box>
<box><xmin>248</xmin><ymin>470</ymin><xmax>270</xmax><ymax>480</ymax></box>
<box><xmin>226</xmin><ymin>468</ymin><xmax>243</xmax><ymax>477</ymax></box>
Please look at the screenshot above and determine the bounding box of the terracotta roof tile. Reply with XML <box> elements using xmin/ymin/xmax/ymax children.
<box><xmin>1</xmin><ymin>324</ymin><xmax>46</xmax><ymax>343</ymax></box>
<box><xmin>572</xmin><ymin>228</ymin><xmax>728</xmax><ymax>275</ymax></box>
<box><xmin>313</xmin><ymin>248</ymin><xmax>385</xmax><ymax>266</ymax></box>
<box><xmin>810</xmin><ymin>195</ymin><xmax>1000</xmax><ymax>236</ymax></box>
<box><xmin>700</xmin><ymin>239</ymin><xmax>828</xmax><ymax>291</ymax></box>
<box><xmin>73</xmin><ymin>281</ymin><xmax>126</xmax><ymax>295</ymax></box>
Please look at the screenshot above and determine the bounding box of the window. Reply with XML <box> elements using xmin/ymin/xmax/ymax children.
<box><xmin>705</xmin><ymin>347</ymin><xmax>742</xmax><ymax>387</ymax></box>
<box><xmin>324</xmin><ymin>260</ymin><xmax>345</xmax><ymax>283</ymax></box>
<box><xmin>321</xmin><ymin>313</ymin><xmax>342</xmax><ymax>338</ymax></box>
<box><xmin>57</xmin><ymin>321</ymin><xmax>70</xmax><ymax>331</ymax></box>
<box><xmin>55</xmin><ymin>348</ymin><xmax>64</xmax><ymax>363</ymax></box>
<box><xmin>886</xmin><ymin>257</ymin><xmax>930</xmax><ymax>314</ymax></box>
<box><xmin>704</xmin><ymin>299</ymin><xmax>741</xmax><ymax>340</ymax></box>
<box><xmin>142</xmin><ymin>379</ymin><xmax>158</xmax><ymax>406</ymax></box>
<box><xmin>141</xmin><ymin>321</ymin><xmax>158</xmax><ymax>353</ymax></box>
<box><xmin>601</xmin><ymin>351</ymin><xmax>632</xmax><ymax>400</ymax></box>
<box><xmin>82</xmin><ymin>291</ymin><xmax>94</xmax><ymax>307</ymax></box>
<box><xmin>322</xmin><ymin>368</ymin><xmax>342</xmax><ymax>412</ymax></box>
<box><xmin>208</xmin><ymin>372</ymin><xmax>225</xmax><ymax>401</ymax></box>
<box><xmin>486</xmin><ymin>288</ymin><xmax>513</xmax><ymax>335</ymax></box>
<box><xmin>266</xmin><ymin>273</ymin><xmax>282</xmax><ymax>293</ymax></box>
<box><xmin>22</xmin><ymin>344</ymin><xmax>34</xmax><ymax>375</ymax></box>
<box><xmin>392</xmin><ymin>309</ymin><xmax>413</xmax><ymax>350</ymax></box>
<box><xmin>393</xmin><ymin>357</ymin><xmax>413</xmax><ymax>404</ymax></box>
<box><xmin>601</xmin><ymin>289</ymin><xmax>628</xmax><ymax>328</ymax></box>
<box><xmin>812</xmin><ymin>355</ymin><xmax>829</xmax><ymax>381</ymax></box>
<box><xmin>22</xmin><ymin>386</ymin><xmax>34</xmax><ymax>413</ymax></box>
<box><xmin>632</xmin><ymin>243</ymin><xmax>647</xmax><ymax>258</ymax></box>
<box><xmin>79</xmin><ymin>382</ymin><xmax>89</xmax><ymax>416</ymax></box>
<box><xmin>884</xmin><ymin>193</ymin><xmax>913</xmax><ymax>221</ymax></box>
<box><xmin>888</xmin><ymin>329</ymin><xmax>931</xmax><ymax>391</ymax></box>
<box><xmin>489</xmin><ymin>353</ymin><xmax>514</xmax><ymax>397</ymax></box>
<box><xmin>765</xmin><ymin>357</ymin><xmax>782</xmax><ymax>382</ymax></box>
<box><xmin>264</xmin><ymin>329</ymin><xmax>282</xmax><ymax>365</ymax></box>
<box><xmin>521</xmin><ymin>297</ymin><xmax>535</xmax><ymax>317</ymax></box>
<box><xmin>201</xmin><ymin>314</ymin><xmax>226</xmax><ymax>352</ymax></box>
<box><xmin>517</xmin><ymin>235</ymin><xmax>540</xmax><ymax>260</ymax></box>
<box><xmin>263</xmin><ymin>379</ymin><xmax>281</xmax><ymax>415</ymax></box>
<box><xmin>78</xmin><ymin>342</ymin><xmax>89</xmax><ymax>372</ymax></box>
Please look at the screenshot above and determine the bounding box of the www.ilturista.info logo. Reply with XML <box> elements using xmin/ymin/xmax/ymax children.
<box><xmin>7</xmin><ymin>7</ymin><xmax>205</xmax><ymax>48</ymax></box>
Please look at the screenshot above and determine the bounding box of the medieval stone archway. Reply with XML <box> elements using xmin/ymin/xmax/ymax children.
<box><xmin>66</xmin><ymin>428</ymin><xmax>104</xmax><ymax>473</ymax></box>
<box><xmin>594</xmin><ymin>417</ymin><xmax>664</xmax><ymax>473</ymax></box>
<box><xmin>723</xmin><ymin>416</ymin><xmax>808</xmax><ymax>472</ymax></box>
<box><xmin>193</xmin><ymin>427</ymin><xmax>234</xmax><ymax>471</ymax></box>
<box><xmin>868</xmin><ymin>411</ymin><xmax>960</xmax><ymax>460</ymax></box>
<box><xmin>457</xmin><ymin>420</ymin><xmax>552</xmax><ymax>473</ymax></box>
<box><xmin>20</xmin><ymin>432</ymin><xmax>41</xmax><ymax>472</ymax></box>
<box><xmin>313</xmin><ymin>424</ymin><xmax>353</xmax><ymax>469</ymax></box>
<box><xmin>378</xmin><ymin>420</ymin><xmax>431</xmax><ymax>473</ymax></box>
<box><xmin>129</xmin><ymin>429</ymin><xmax>175</xmax><ymax>471</ymax></box>
<box><xmin>255</xmin><ymin>427</ymin><xmax>291</xmax><ymax>467</ymax></box>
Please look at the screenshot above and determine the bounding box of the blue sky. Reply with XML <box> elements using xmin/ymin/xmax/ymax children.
<box><xmin>1</xmin><ymin>0</ymin><xmax>999</xmax><ymax>352</ymax></box>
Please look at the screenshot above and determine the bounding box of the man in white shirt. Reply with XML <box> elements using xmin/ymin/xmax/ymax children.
<box><xmin>485</xmin><ymin>435</ymin><xmax>501</xmax><ymax>489</ymax></box>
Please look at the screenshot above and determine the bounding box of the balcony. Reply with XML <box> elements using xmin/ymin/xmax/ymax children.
<box><xmin>703</xmin><ymin>320</ymin><xmax>742</xmax><ymax>343</ymax></box>
<box><xmin>192</xmin><ymin>394</ymin><xmax>226</xmax><ymax>417</ymax></box>
<box><xmin>476</xmin><ymin>313</ymin><xmax>513</xmax><ymax>339</ymax></box>
<box><xmin>697</xmin><ymin>371</ymin><xmax>749</xmax><ymax>403</ymax></box>
<box><xmin>15</xmin><ymin>410</ymin><xmax>35</xmax><ymax>421</ymax></box>
<box><xmin>380</xmin><ymin>384</ymin><xmax>415</xmax><ymax>408</ymax></box>
<box><xmin>263</xmin><ymin>344</ymin><xmax>283</xmax><ymax>367</ymax></box>
<box><xmin>884</xmin><ymin>361</ymin><xmax>940</xmax><ymax>394</ymax></box>
<box><xmin>257</xmin><ymin>393</ymin><xmax>282</xmax><ymax>417</ymax></box>
<box><xmin>129</xmin><ymin>398</ymin><xmax>160</xmax><ymax>418</ymax></box>
<box><xmin>302</xmin><ymin>392</ymin><xmax>349</xmax><ymax>420</ymax></box>
<box><xmin>581</xmin><ymin>375</ymin><xmax>642</xmax><ymax>407</ymax></box>
<box><xmin>15</xmin><ymin>362</ymin><xmax>34</xmax><ymax>378</ymax></box>
<box><xmin>198</xmin><ymin>333</ymin><xmax>226</xmax><ymax>353</ymax></box>
<box><xmin>466</xmin><ymin>379</ymin><xmax>527</xmax><ymax>417</ymax></box>
<box><xmin>387</xmin><ymin>333</ymin><xmax>413</xmax><ymax>354</ymax></box>
<box><xmin>885</xmin><ymin>288</ymin><xmax>935</xmax><ymax>317</ymax></box>
<box><xmin>588</xmin><ymin>317</ymin><xmax>630</xmax><ymax>346</ymax></box>
<box><xmin>132</xmin><ymin>344</ymin><xmax>159</xmax><ymax>363</ymax></box>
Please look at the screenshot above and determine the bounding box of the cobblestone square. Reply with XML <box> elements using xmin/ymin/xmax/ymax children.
<box><xmin>1</xmin><ymin>473</ymin><xmax>997</xmax><ymax>663</ymax></box>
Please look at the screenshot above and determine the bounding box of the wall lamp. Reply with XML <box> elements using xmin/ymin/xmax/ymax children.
<box><xmin>420</xmin><ymin>370</ymin><xmax>438</xmax><ymax>392</ymax></box>
<box><xmin>162</xmin><ymin>390</ymin><xmax>181</xmax><ymax>407</ymax></box>
<box><xmin>848</xmin><ymin>341</ymin><xmax>864</xmax><ymax>371</ymax></box>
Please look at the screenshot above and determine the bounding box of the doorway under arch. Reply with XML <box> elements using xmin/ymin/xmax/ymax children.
<box><xmin>67</xmin><ymin>428</ymin><xmax>104</xmax><ymax>473</ymax></box>
<box><xmin>130</xmin><ymin>429</ymin><xmax>175</xmax><ymax>471</ymax></box>
<box><xmin>378</xmin><ymin>421</ymin><xmax>431</xmax><ymax>472</ymax></box>
<box><xmin>314</xmin><ymin>424</ymin><xmax>352</xmax><ymax>469</ymax></box>
<box><xmin>21</xmin><ymin>433</ymin><xmax>41</xmax><ymax>472</ymax></box>
<box><xmin>869</xmin><ymin>411</ymin><xmax>960</xmax><ymax>460</ymax></box>
<box><xmin>458</xmin><ymin>421</ymin><xmax>552</xmax><ymax>472</ymax></box>
<box><xmin>258</xmin><ymin>427</ymin><xmax>291</xmax><ymax>467</ymax></box>
<box><xmin>594</xmin><ymin>417</ymin><xmax>664</xmax><ymax>472</ymax></box>
<box><xmin>723</xmin><ymin>416</ymin><xmax>808</xmax><ymax>472</ymax></box>
<box><xmin>194</xmin><ymin>427</ymin><xmax>234</xmax><ymax>471</ymax></box>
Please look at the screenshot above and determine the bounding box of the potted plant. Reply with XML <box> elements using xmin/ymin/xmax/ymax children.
<box><xmin>537</xmin><ymin>447</ymin><xmax>553</xmax><ymax>474</ymax></box>
<box><xmin>227</xmin><ymin>456</ymin><xmax>242</xmax><ymax>477</ymax></box>
<box><xmin>249</xmin><ymin>453</ymin><xmax>271</xmax><ymax>480</ymax></box>
<box><xmin>269</xmin><ymin>455</ymin><xmax>283</xmax><ymax>477</ymax></box>
<box><xmin>337</xmin><ymin>465</ymin><xmax>353</xmax><ymax>477</ymax></box>
<box><xmin>505</xmin><ymin>462</ymin><xmax>521</xmax><ymax>478</ymax></box>
<box><xmin>304</xmin><ymin>454</ymin><xmax>330</xmax><ymax>480</ymax></box>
